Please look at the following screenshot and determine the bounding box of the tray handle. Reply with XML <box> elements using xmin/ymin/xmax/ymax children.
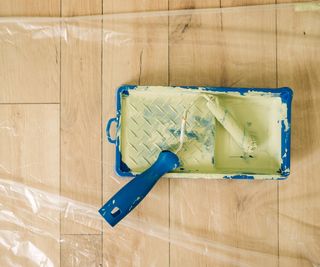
<box><xmin>106</xmin><ymin>117</ymin><xmax>118</xmax><ymax>144</ymax></box>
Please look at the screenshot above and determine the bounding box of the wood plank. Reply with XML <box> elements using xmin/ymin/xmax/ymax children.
<box><xmin>277</xmin><ymin>6</ymin><xmax>320</xmax><ymax>267</ymax></box>
<box><xmin>171</xmin><ymin>0</ymin><xmax>296</xmax><ymax>10</ymax></box>
<box><xmin>169</xmin><ymin>0</ymin><xmax>219</xmax><ymax>9</ymax></box>
<box><xmin>0</xmin><ymin>0</ymin><xmax>60</xmax><ymax>16</ymax></box>
<box><xmin>222</xmin><ymin>0</ymin><xmax>273</xmax><ymax>7</ymax></box>
<box><xmin>61</xmin><ymin>0</ymin><xmax>101</xmax><ymax>16</ymax></box>
<box><xmin>169</xmin><ymin>1</ymin><xmax>279</xmax><ymax>266</ymax></box>
<box><xmin>0</xmin><ymin>1</ymin><xmax>60</xmax><ymax>103</ymax></box>
<box><xmin>60</xmin><ymin>0</ymin><xmax>102</xmax><ymax>234</ymax></box>
<box><xmin>60</xmin><ymin>1</ymin><xmax>103</xmax><ymax>267</ymax></box>
<box><xmin>102</xmin><ymin>1</ymin><xmax>169</xmax><ymax>266</ymax></box>
<box><xmin>277</xmin><ymin>0</ymin><xmax>314</xmax><ymax>3</ymax></box>
<box><xmin>0</xmin><ymin>104</ymin><xmax>60</xmax><ymax>266</ymax></box>
<box><xmin>60</xmin><ymin>234</ymin><xmax>102</xmax><ymax>266</ymax></box>
<box><xmin>104</xmin><ymin>0</ymin><xmax>168</xmax><ymax>13</ymax></box>
<box><xmin>223</xmin><ymin>0</ymin><xmax>313</xmax><ymax>7</ymax></box>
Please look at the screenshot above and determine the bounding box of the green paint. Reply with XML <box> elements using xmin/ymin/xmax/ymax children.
<box><xmin>120</xmin><ymin>86</ymin><xmax>288</xmax><ymax>179</ymax></box>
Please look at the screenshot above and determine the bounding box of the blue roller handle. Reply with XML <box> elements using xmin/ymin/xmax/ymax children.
<box><xmin>99</xmin><ymin>150</ymin><xmax>180</xmax><ymax>227</ymax></box>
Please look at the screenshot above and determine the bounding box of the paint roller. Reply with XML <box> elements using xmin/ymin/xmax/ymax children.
<box><xmin>203</xmin><ymin>94</ymin><xmax>257</xmax><ymax>154</ymax></box>
<box><xmin>100</xmin><ymin>93</ymin><xmax>256</xmax><ymax>226</ymax></box>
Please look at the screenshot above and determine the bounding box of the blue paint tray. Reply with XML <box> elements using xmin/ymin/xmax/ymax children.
<box><xmin>106</xmin><ymin>85</ymin><xmax>293</xmax><ymax>180</ymax></box>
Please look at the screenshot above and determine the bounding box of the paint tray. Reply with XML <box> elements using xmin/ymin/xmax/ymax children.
<box><xmin>106</xmin><ymin>85</ymin><xmax>292</xmax><ymax>180</ymax></box>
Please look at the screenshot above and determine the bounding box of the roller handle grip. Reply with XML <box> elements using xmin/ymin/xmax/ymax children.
<box><xmin>99</xmin><ymin>151</ymin><xmax>180</xmax><ymax>227</ymax></box>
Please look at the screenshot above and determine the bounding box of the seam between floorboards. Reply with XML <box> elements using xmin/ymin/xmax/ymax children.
<box><xmin>101</xmin><ymin>0</ymin><xmax>104</xmax><ymax>265</ymax></box>
<box><xmin>275</xmin><ymin>1</ymin><xmax>280</xmax><ymax>266</ymax></box>
<box><xmin>59</xmin><ymin>0</ymin><xmax>62</xmax><ymax>266</ymax></box>
<box><xmin>167</xmin><ymin>0</ymin><xmax>171</xmax><ymax>266</ymax></box>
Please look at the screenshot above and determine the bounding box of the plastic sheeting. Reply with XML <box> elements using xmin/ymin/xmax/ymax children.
<box><xmin>0</xmin><ymin>2</ymin><xmax>320</xmax><ymax>266</ymax></box>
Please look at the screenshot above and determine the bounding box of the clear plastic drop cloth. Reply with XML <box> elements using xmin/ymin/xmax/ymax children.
<box><xmin>0</xmin><ymin>2</ymin><xmax>320</xmax><ymax>266</ymax></box>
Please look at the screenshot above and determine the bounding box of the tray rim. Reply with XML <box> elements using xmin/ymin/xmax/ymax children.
<box><xmin>107</xmin><ymin>85</ymin><xmax>293</xmax><ymax>180</ymax></box>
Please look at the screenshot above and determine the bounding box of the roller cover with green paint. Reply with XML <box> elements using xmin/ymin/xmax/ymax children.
<box><xmin>203</xmin><ymin>95</ymin><xmax>257</xmax><ymax>154</ymax></box>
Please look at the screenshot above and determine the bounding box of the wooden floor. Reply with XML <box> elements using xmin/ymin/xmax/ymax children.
<box><xmin>0</xmin><ymin>0</ymin><xmax>319</xmax><ymax>266</ymax></box>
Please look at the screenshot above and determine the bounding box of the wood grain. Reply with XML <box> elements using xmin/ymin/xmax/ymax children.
<box><xmin>169</xmin><ymin>0</ymin><xmax>219</xmax><ymax>9</ymax></box>
<box><xmin>169</xmin><ymin>1</ymin><xmax>279</xmax><ymax>266</ymax></box>
<box><xmin>60</xmin><ymin>0</ymin><xmax>102</xmax><ymax>234</ymax></box>
<box><xmin>277</xmin><ymin>6</ymin><xmax>320</xmax><ymax>267</ymax></box>
<box><xmin>222</xmin><ymin>0</ymin><xmax>274</xmax><ymax>7</ymax></box>
<box><xmin>0</xmin><ymin>0</ymin><xmax>60</xmax><ymax>16</ymax></box>
<box><xmin>102</xmin><ymin>1</ymin><xmax>169</xmax><ymax>266</ymax></box>
<box><xmin>0</xmin><ymin>0</ymin><xmax>60</xmax><ymax>103</ymax></box>
<box><xmin>104</xmin><ymin>0</ymin><xmax>168</xmax><ymax>13</ymax></box>
<box><xmin>0</xmin><ymin>104</ymin><xmax>60</xmax><ymax>266</ymax></box>
<box><xmin>277</xmin><ymin>0</ymin><xmax>314</xmax><ymax>3</ymax></box>
<box><xmin>61</xmin><ymin>234</ymin><xmax>102</xmax><ymax>266</ymax></box>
